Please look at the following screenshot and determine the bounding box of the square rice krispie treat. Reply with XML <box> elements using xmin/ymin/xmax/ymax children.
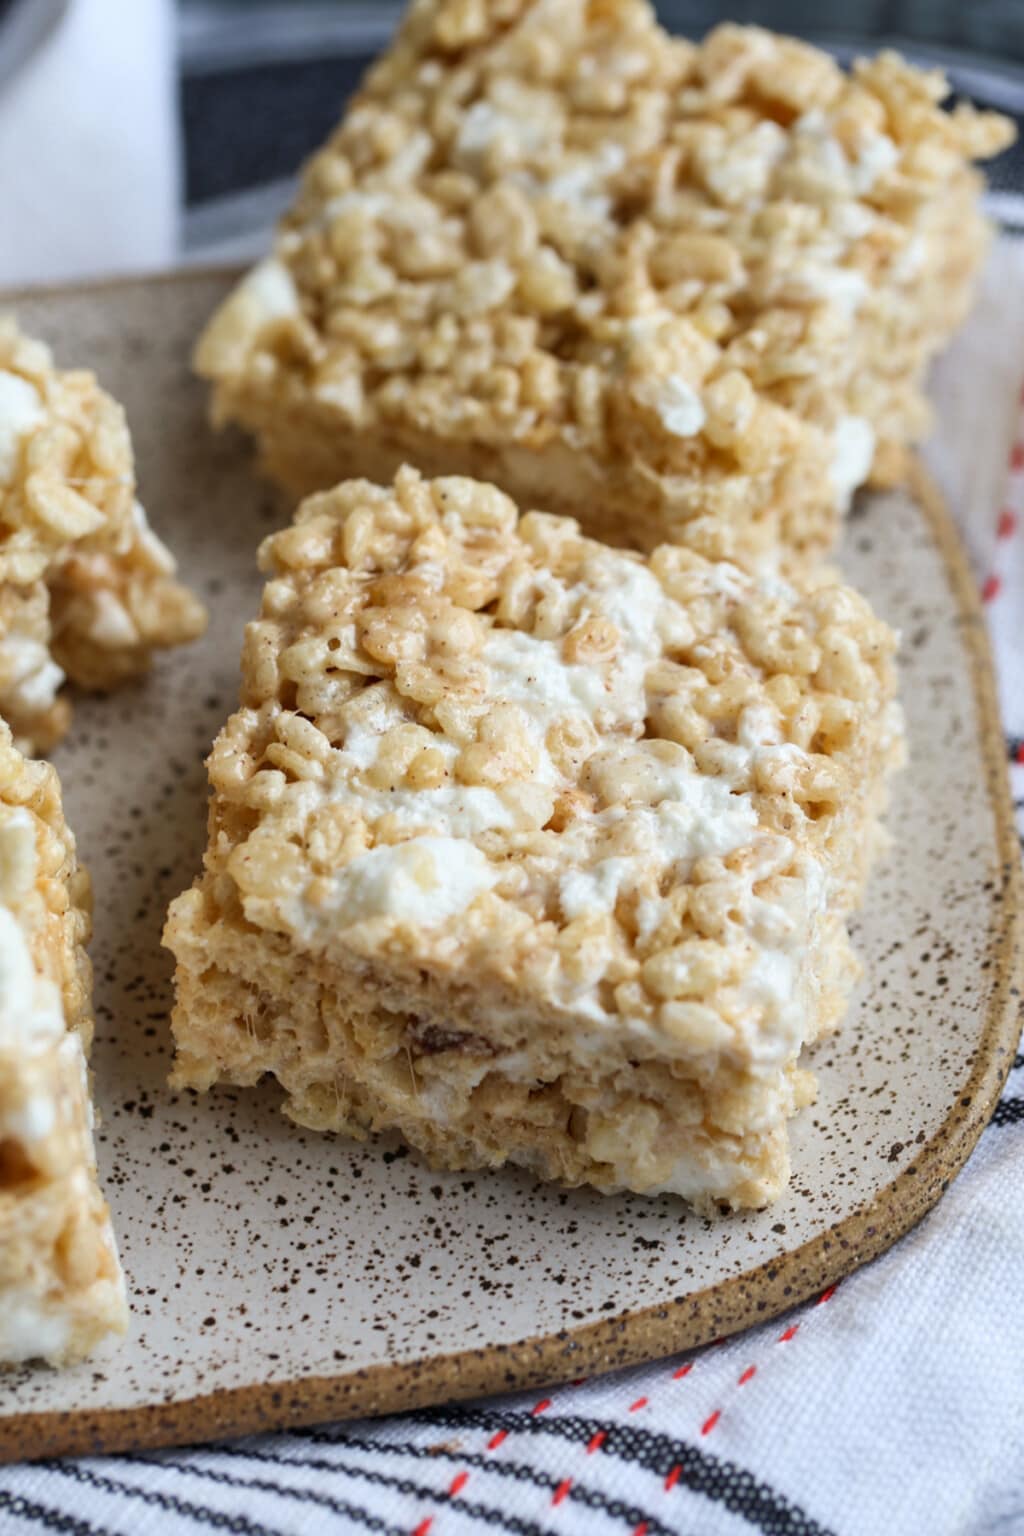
<box><xmin>194</xmin><ymin>2</ymin><xmax>1011</xmax><ymax>570</ymax></box>
<box><xmin>0</xmin><ymin>318</ymin><xmax>206</xmax><ymax>754</ymax></box>
<box><xmin>0</xmin><ymin>722</ymin><xmax>127</xmax><ymax>1365</ymax></box>
<box><xmin>165</xmin><ymin>467</ymin><xmax>901</xmax><ymax>1210</ymax></box>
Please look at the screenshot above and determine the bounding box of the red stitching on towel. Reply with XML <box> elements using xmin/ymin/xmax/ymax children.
<box><xmin>676</xmin><ymin>1277</ymin><xmax>842</xmax><ymax>1463</ymax></box>
<box><xmin>412</xmin><ymin>1389</ymin><xmax>558</xmax><ymax>1533</ymax></box>
<box><xmin>411</xmin><ymin>1277</ymin><xmax>847</xmax><ymax>1532</ymax></box>
<box><xmin>409</xmin><ymin>1399</ymin><xmax>529</xmax><ymax>1531</ymax></box>
<box><xmin>985</xmin><ymin>428</ymin><xmax>1024</xmax><ymax>629</ymax></box>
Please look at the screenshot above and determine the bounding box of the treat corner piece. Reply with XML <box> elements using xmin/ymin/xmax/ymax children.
<box><xmin>166</xmin><ymin>464</ymin><xmax>902</xmax><ymax>1210</ymax></box>
<box><xmin>194</xmin><ymin>3</ymin><xmax>1010</xmax><ymax>571</ymax></box>
<box><xmin>0</xmin><ymin>315</ymin><xmax>207</xmax><ymax>756</ymax></box>
<box><xmin>0</xmin><ymin>719</ymin><xmax>127</xmax><ymax>1368</ymax></box>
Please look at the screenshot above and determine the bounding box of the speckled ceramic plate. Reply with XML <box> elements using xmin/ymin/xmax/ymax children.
<box><xmin>0</xmin><ymin>271</ymin><xmax>1020</xmax><ymax>1462</ymax></box>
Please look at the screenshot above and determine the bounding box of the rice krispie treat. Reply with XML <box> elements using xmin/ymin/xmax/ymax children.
<box><xmin>0</xmin><ymin>318</ymin><xmax>206</xmax><ymax>754</ymax></box>
<box><xmin>0</xmin><ymin>722</ymin><xmax>127</xmax><ymax>1365</ymax></box>
<box><xmin>165</xmin><ymin>467</ymin><xmax>901</xmax><ymax>1209</ymax></box>
<box><xmin>194</xmin><ymin>3</ymin><xmax>1011</xmax><ymax>570</ymax></box>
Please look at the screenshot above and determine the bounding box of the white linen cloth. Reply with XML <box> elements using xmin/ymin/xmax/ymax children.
<box><xmin>1</xmin><ymin>6</ymin><xmax>1023</xmax><ymax>1532</ymax></box>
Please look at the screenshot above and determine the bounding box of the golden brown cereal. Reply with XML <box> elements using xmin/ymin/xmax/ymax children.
<box><xmin>0</xmin><ymin>719</ymin><xmax>127</xmax><ymax>1366</ymax></box>
<box><xmin>165</xmin><ymin>467</ymin><xmax>903</xmax><ymax>1210</ymax></box>
<box><xmin>194</xmin><ymin>6</ymin><xmax>1012</xmax><ymax>569</ymax></box>
<box><xmin>0</xmin><ymin>317</ymin><xmax>207</xmax><ymax>754</ymax></box>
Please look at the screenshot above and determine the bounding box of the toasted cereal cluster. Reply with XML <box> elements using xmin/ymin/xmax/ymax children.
<box><xmin>0</xmin><ymin>318</ymin><xmax>207</xmax><ymax>754</ymax></box>
<box><xmin>0</xmin><ymin>721</ymin><xmax>127</xmax><ymax>1366</ymax></box>
<box><xmin>165</xmin><ymin>467</ymin><xmax>901</xmax><ymax>1208</ymax></box>
<box><xmin>195</xmin><ymin>5</ymin><xmax>1011</xmax><ymax>567</ymax></box>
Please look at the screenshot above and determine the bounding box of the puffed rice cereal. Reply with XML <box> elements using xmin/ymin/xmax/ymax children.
<box><xmin>0</xmin><ymin>720</ymin><xmax>127</xmax><ymax>1365</ymax></box>
<box><xmin>0</xmin><ymin>318</ymin><xmax>207</xmax><ymax>754</ymax></box>
<box><xmin>164</xmin><ymin>466</ymin><xmax>903</xmax><ymax>1210</ymax></box>
<box><xmin>194</xmin><ymin>3</ymin><xmax>1011</xmax><ymax>570</ymax></box>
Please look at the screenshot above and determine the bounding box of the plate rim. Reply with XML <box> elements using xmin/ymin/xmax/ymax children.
<box><xmin>0</xmin><ymin>273</ymin><xmax>1020</xmax><ymax>1459</ymax></box>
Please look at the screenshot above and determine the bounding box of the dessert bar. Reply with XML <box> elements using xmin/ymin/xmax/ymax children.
<box><xmin>0</xmin><ymin>318</ymin><xmax>206</xmax><ymax>753</ymax></box>
<box><xmin>0</xmin><ymin>723</ymin><xmax>127</xmax><ymax>1365</ymax></box>
<box><xmin>166</xmin><ymin>466</ymin><xmax>902</xmax><ymax>1209</ymax></box>
<box><xmin>196</xmin><ymin>4</ymin><xmax>1010</xmax><ymax>569</ymax></box>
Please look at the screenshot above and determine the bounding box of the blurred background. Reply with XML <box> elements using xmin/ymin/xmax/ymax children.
<box><xmin>1</xmin><ymin>0</ymin><xmax>1024</xmax><ymax>286</ymax></box>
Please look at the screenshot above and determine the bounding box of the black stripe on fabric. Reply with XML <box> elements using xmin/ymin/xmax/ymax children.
<box><xmin>0</xmin><ymin>1489</ymin><xmax>116</xmax><ymax>1536</ymax></box>
<box><xmin>38</xmin><ymin>1461</ymin><xmax>286</xmax><ymax>1536</ymax></box>
<box><xmin>1011</xmin><ymin>1054</ymin><xmax>1024</xmax><ymax>1073</ymax></box>
<box><xmin>213</xmin><ymin>1438</ymin><xmax>678</xmax><ymax>1536</ymax></box>
<box><xmin>991</xmin><ymin>1097</ymin><xmax>1024</xmax><ymax>1128</ymax></box>
<box><xmin>1008</xmin><ymin>735</ymin><xmax>1022</xmax><ymax>764</ymax></box>
<box><xmin>409</xmin><ymin>1408</ymin><xmax>836</xmax><ymax>1536</ymax></box>
<box><xmin>135</xmin><ymin>1450</ymin><xmax>559</xmax><ymax>1536</ymax></box>
<box><xmin>125</xmin><ymin>1454</ymin><xmax>407</xmax><ymax>1536</ymax></box>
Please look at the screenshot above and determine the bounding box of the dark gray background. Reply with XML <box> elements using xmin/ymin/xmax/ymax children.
<box><xmin>176</xmin><ymin>0</ymin><xmax>1024</xmax><ymax>211</ymax></box>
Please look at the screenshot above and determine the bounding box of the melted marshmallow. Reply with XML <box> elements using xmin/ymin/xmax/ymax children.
<box><xmin>831</xmin><ymin>415</ymin><xmax>876</xmax><ymax>510</ymax></box>
<box><xmin>0</xmin><ymin>371</ymin><xmax>44</xmax><ymax>484</ymax></box>
<box><xmin>0</xmin><ymin>634</ymin><xmax>65</xmax><ymax>717</ymax></box>
<box><xmin>654</xmin><ymin>376</ymin><xmax>707</xmax><ymax>438</ymax></box>
<box><xmin>310</xmin><ymin>836</ymin><xmax>496</xmax><ymax>929</ymax></box>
